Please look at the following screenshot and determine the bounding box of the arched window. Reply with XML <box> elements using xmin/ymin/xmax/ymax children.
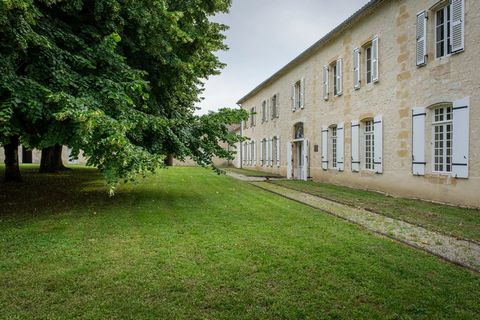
<box><xmin>432</xmin><ymin>104</ymin><xmax>453</xmax><ymax>173</ymax></box>
<box><xmin>294</xmin><ymin>122</ymin><xmax>304</xmax><ymax>139</ymax></box>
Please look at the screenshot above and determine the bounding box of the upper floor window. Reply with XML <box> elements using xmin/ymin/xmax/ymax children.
<box><xmin>416</xmin><ymin>0</ymin><xmax>464</xmax><ymax>66</ymax></box>
<box><xmin>291</xmin><ymin>78</ymin><xmax>305</xmax><ymax>110</ymax></box>
<box><xmin>432</xmin><ymin>105</ymin><xmax>453</xmax><ymax>173</ymax></box>
<box><xmin>271</xmin><ymin>94</ymin><xmax>279</xmax><ymax>119</ymax></box>
<box><xmin>261</xmin><ymin>100</ymin><xmax>268</xmax><ymax>123</ymax></box>
<box><xmin>294</xmin><ymin>81</ymin><xmax>301</xmax><ymax>109</ymax></box>
<box><xmin>436</xmin><ymin>5</ymin><xmax>452</xmax><ymax>58</ymax></box>
<box><xmin>365</xmin><ymin>45</ymin><xmax>373</xmax><ymax>84</ymax></box>
<box><xmin>249</xmin><ymin>107</ymin><xmax>256</xmax><ymax>127</ymax></box>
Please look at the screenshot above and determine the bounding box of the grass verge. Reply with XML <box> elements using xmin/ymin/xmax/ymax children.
<box><xmin>271</xmin><ymin>179</ymin><xmax>480</xmax><ymax>242</ymax></box>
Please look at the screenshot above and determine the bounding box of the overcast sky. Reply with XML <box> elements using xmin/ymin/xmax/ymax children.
<box><xmin>196</xmin><ymin>0</ymin><xmax>371</xmax><ymax>115</ymax></box>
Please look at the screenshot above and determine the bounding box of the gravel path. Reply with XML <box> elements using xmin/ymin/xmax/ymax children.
<box><xmin>251</xmin><ymin>181</ymin><xmax>480</xmax><ymax>272</ymax></box>
<box><xmin>225</xmin><ymin>171</ymin><xmax>267</xmax><ymax>182</ymax></box>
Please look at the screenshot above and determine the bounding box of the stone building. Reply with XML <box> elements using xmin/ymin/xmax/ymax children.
<box><xmin>236</xmin><ymin>0</ymin><xmax>480</xmax><ymax>207</ymax></box>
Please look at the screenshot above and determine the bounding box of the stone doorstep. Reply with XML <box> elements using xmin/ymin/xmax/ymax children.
<box><xmin>249</xmin><ymin>181</ymin><xmax>480</xmax><ymax>273</ymax></box>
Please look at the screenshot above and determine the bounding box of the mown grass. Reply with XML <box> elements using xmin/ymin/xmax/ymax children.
<box><xmin>271</xmin><ymin>179</ymin><xmax>480</xmax><ymax>242</ymax></box>
<box><xmin>222</xmin><ymin>166</ymin><xmax>283</xmax><ymax>178</ymax></box>
<box><xmin>0</xmin><ymin>165</ymin><xmax>479</xmax><ymax>319</ymax></box>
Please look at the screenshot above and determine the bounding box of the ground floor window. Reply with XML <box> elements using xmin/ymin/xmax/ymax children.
<box><xmin>331</xmin><ymin>126</ymin><xmax>337</xmax><ymax>169</ymax></box>
<box><xmin>433</xmin><ymin>105</ymin><xmax>453</xmax><ymax>173</ymax></box>
<box><xmin>364</xmin><ymin>120</ymin><xmax>374</xmax><ymax>170</ymax></box>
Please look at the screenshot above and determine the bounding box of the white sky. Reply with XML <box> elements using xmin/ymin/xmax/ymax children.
<box><xmin>196</xmin><ymin>0</ymin><xmax>371</xmax><ymax>115</ymax></box>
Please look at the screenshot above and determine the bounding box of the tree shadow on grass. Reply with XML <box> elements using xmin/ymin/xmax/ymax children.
<box><xmin>0</xmin><ymin>166</ymin><xmax>206</xmax><ymax>222</ymax></box>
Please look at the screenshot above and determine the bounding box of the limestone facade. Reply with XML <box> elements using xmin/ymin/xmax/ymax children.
<box><xmin>236</xmin><ymin>0</ymin><xmax>480</xmax><ymax>207</ymax></box>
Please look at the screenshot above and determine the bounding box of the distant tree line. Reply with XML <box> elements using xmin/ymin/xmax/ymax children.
<box><xmin>0</xmin><ymin>0</ymin><xmax>247</xmax><ymax>191</ymax></box>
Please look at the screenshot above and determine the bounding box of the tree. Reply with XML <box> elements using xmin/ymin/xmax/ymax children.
<box><xmin>0</xmin><ymin>0</ymin><xmax>247</xmax><ymax>189</ymax></box>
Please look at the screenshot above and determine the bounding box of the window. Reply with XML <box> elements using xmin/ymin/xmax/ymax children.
<box><xmin>294</xmin><ymin>81</ymin><xmax>301</xmax><ymax>109</ymax></box>
<box><xmin>436</xmin><ymin>5</ymin><xmax>452</xmax><ymax>58</ymax></box>
<box><xmin>271</xmin><ymin>94</ymin><xmax>279</xmax><ymax>119</ymax></box>
<box><xmin>331</xmin><ymin>126</ymin><xmax>337</xmax><ymax>168</ymax></box>
<box><xmin>365</xmin><ymin>120</ymin><xmax>374</xmax><ymax>170</ymax></box>
<box><xmin>294</xmin><ymin>122</ymin><xmax>304</xmax><ymax>140</ymax></box>
<box><xmin>262</xmin><ymin>100</ymin><xmax>267</xmax><ymax>123</ymax></box>
<box><xmin>365</xmin><ymin>45</ymin><xmax>372</xmax><ymax>84</ymax></box>
<box><xmin>250</xmin><ymin>107</ymin><xmax>255</xmax><ymax>127</ymax></box>
<box><xmin>432</xmin><ymin>105</ymin><xmax>453</xmax><ymax>173</ymax></box>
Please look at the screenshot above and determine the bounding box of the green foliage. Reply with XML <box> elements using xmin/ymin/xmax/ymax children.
<box><xmin>0</xmin><ymin>0</ymin><xmax>246</xmax><ymax>190</ymax></box>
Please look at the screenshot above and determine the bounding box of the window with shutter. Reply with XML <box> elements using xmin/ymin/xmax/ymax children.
<box><xmin>353</xmin><ymin>48</ymin><xmax>360</xmax><ymax>89</ymax></box>
<box><xmin>416</xmin><ymin>11</ymin><xmax>427</xmax><ymax>66</ymax></box>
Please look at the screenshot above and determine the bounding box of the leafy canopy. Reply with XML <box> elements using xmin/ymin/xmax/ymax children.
<box><xmin>0</xmin><ymin>0</ymin><xmax>247</xmax><ymax>190</ymax></box>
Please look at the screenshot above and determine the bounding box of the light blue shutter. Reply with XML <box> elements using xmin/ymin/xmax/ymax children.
<box><xmin>351</xmin><ymin>120</ymin><xmax>360</xmax><ymax>172</ymax></box>
<box><xmin>373</xmin><ymin>115</ymin><xmax>383</xmax><ymax>173</ymax></box>
<box><xmin>302</xmin><ymin>139</ymin><xmax>309</xmax><ymax>181</ymax></box>
<box><xmin>353</xmin><ymin>48</ymin><xmax>361</xmax><ymax>89</ymax></box>
<box><xmin>336</xmin><ymin>59</ymin><xmax>343</xmax><ymax>96</ymax></box>
<box><xmin>372</xmin><ymin>36</ymin><xmax>379</xmax><ymax>83</ymax></box>
<box><xmin>300</xmin><ymin>77</ymin><xmax>305</xmax><ymax>108</ymax></box>
<box><xmin>412</xmin><ymin>107</ymin><xmax>426</xmax><ymax>175</ymax></box>
<box><xmin>321</xmin><ymin>126</ymin><xmax>328</xmax><ymax>170</ymax></box>
<box><xmin>323</xmin><ymin>66</ymin><xmax>329</xmax><ymax>100</ymax></box>
<box><xmin>452</xmin><ymin>97</ymin><xmax>469</xmax><ymax>178</ymax></box>
<box><xmin>451</xmin><ymin>0</ymin><xmax>465</xmax><ymax>53</ymax></box>
<box><xmin>416</xmin><ymin>11</ymin><xmax>427</xmax><ymax>66</ymax></box>
<box><xmin>337</xmin><ymin>122</ymin><xmax>344</xmax><ymax>171</ymax></box>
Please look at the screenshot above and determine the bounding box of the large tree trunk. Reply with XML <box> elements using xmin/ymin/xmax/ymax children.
<box><xmin>165</xmin><ymin>153</ymin><xmax>174</xmax><ymax>166</ymax></box>
<box><xmin>40</xmin><ymin>144</ymin><xmax>69</xmax><ymax>173</ymax></box>
<box><xmin>4</xmin><ymin>135</ymin><xmax>22</xmax><ymax>182</ymax></box>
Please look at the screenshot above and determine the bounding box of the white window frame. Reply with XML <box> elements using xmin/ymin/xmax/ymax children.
<box><xmin>364</xmin><ymin>120</ymin><xmax>375</xmax><ymax>171</ymax></box>
<box><xmin>435</xmin><ymin>4</ymin><xmax>452</xmax><ymax>59</ymax></box>
<box><xmin>331</xmin><ymin>126</ymin><xmax>337</xmax><ymax>169</ymax></box>
<box><xmin>365</xmin><ymin>44</ymin><xmax>373</xmax><ymax>85</ymax></box>
<box><xmin>432</xmin><ymin>105</ymin><xmax>453</xmax><ymax>174</ymax></box>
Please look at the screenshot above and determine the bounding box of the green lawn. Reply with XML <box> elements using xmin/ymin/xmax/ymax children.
<box><xmin>222</xmin><ymin>166</ymin><xmax>283</xmax><ymax>178</ymax></box>
<box><xmin>271</xmin><ymin>180</ymin><xmax>480</xmax><ymax>242</ymax></box>
<box><xmin>0</xmin><ymin>166</ymin><xmax>479</xmax><ymax>319</ymax></box>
